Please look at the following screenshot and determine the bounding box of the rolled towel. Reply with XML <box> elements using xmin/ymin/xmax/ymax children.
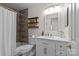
<box><xmin>14</xmin><ymin>44</ymin><xmax>34</xmax><ymax>56</ymax></box>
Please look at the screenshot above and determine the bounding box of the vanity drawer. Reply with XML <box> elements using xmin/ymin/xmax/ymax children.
<box><xmin>55</xmin><ymin>41</ymin><xmax>68</xmax><ymax>56</ymax></box>
<box><xmin>56</xmin><ymin>41</ymin><xmax>67</xmax><ymax>50</ymax></box>
<box><xmin>37</xmin><ymin>39</ymin><xmax>55</xmax><ymax>45</ymax></box>
<box><xmin>37</xmin><ymin>40</ymin><xmax>51</xmax><ymax>47</ymax></box>
<box><xmin>36</xmin><ymin>39</ymin><xmax>55</xmax><ymax>56</ymax></box>
<box><xmin>56</xmin><ymin>50</ymin><xmax>67</xmax><ymax>56</ymax></box>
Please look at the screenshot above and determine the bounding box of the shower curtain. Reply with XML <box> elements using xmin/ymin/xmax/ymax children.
<box><xmin>0</xmin><ymin>6</ymin><xmax>16</xmax><ymax>56</ymax></box>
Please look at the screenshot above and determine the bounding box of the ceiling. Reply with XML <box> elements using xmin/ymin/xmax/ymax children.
<box><xmin>2</xmin><ymin>3</ymin><xmax>65</xmax><ymax>11</ymax></box>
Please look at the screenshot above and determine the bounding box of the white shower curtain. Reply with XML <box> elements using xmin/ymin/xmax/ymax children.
<box><xmin>0</xmin><ymin>6</ymin><xmax>16</xmax><ymax>56</ymax></box>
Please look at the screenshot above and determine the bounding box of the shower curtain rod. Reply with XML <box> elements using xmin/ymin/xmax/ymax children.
<box><xmin>44</xmin><ymin>4</ymin><xmax>66</xmax><ymax>9</ymax></box>
<box><xmin>0</xmin><ymin>4</ymin><xmax>17</xmax><ymax>13</ymax></box>
<box><xmin>0</xmin><ymin>4</ymin><xmax>27</xmax><ymax>17</ymax></box>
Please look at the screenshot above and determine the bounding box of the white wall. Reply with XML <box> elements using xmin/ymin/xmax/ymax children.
<box><xmin>28</xmin><ymin>6</ymin><xmax>47</xmax><ymax>37</ymax></box>
<box><xmin>28</xmin><ymin>4</ymin><xmax>70</xmax><ymax>39</ymax></box>
<box><xmin>67</xmin><ymin>3</ymin><xmax>79</xmax><ymax>56</ymax></box>
<box><xmin>75</xmin><ymin>3</ymin><xmax>79</xmax><ymax>56</ymax></box>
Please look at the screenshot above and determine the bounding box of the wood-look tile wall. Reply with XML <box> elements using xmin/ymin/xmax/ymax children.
<box><xmin>16</xmin><ymin>8</ymin><xmax>28</xmax><ymax>43</ymax></box>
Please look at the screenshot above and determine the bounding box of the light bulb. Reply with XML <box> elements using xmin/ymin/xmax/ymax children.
<box><xmin>44</xmin><ymin>6</ymin><xmax>61</xmax><ymax>15</ymax></box>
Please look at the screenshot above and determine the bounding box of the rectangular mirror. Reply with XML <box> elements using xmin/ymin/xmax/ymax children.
<box><xmin>44</xmin><ymin>13</ymin><xmax>59</xmax><ymax>31</ymax></box>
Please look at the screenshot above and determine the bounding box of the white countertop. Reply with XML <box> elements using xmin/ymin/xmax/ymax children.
<box><xmin>31</xmin><ymin>36</ymin><xmax>71</xmax><ymax>42</ymax></box>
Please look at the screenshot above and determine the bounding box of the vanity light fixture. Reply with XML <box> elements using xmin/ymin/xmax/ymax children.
<box><xmin>44</xmin><ymin>6</ymin><xmax>61</xmax><ymax>15</ymax></box>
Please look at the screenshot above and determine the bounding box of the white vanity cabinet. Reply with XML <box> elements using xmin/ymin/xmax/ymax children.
<box><xmin>29</xmin><ymin>36</ymin><xmax>72</xmax><ymax>56</ymax></box>
<box><xmin>35</xmin><ymin>38</ymin><xmax>71</xmax><ymax>56</ymax></box>
<box><xmin>55</xmin><ymin>41</ymin><xmax>69</xmax><ymax>56</ymax></box>
<box><xmin>36</xmin><ymin>39</ymin><xmax>55</xmax><ymax>56</ymax></box>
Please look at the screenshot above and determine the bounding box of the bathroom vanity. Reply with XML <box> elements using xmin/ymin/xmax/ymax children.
<box><xmin>29</xmin><ymin>36</ymin><xmax>72</xmax><ymax>56</ymax></box>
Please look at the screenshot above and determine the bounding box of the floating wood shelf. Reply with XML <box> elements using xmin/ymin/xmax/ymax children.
<box><xmin>28</xmin><ymin>26</ymin><xmax>39</xmax><ymax>28</ymax></box>
<box><xmin>28</xmin><ymin>17</ymin><xmax>39</xmax><ymax>28</ymax></box>
<box><xmin>28</xmin><ymin>17</ymin><xmax>38</xmax><ymax>19</ymax></box>
<box><xmin>28</xmin><ymin>22</ymin><xmax>38</xmax><ymax>24</ymax></box>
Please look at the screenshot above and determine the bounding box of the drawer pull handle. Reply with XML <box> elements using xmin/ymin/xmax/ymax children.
<box><xmin>42</xmin><ymin>42</ymin><xmax>48</xmax><ymax>45</ymax></box>
<box><xmin>60</xmin><ymin>52</ymin><xmax>63</xmax><ymax>54</ymax></box>
<box><xmin>60</xmin><ymin>46</ymin><xmax>62</xmax><ymax>48</ymax></box>
<box><xmin>44</xmin><ymin>48</ymin><xmax>47</xmax><ymax>55</ymax></box>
